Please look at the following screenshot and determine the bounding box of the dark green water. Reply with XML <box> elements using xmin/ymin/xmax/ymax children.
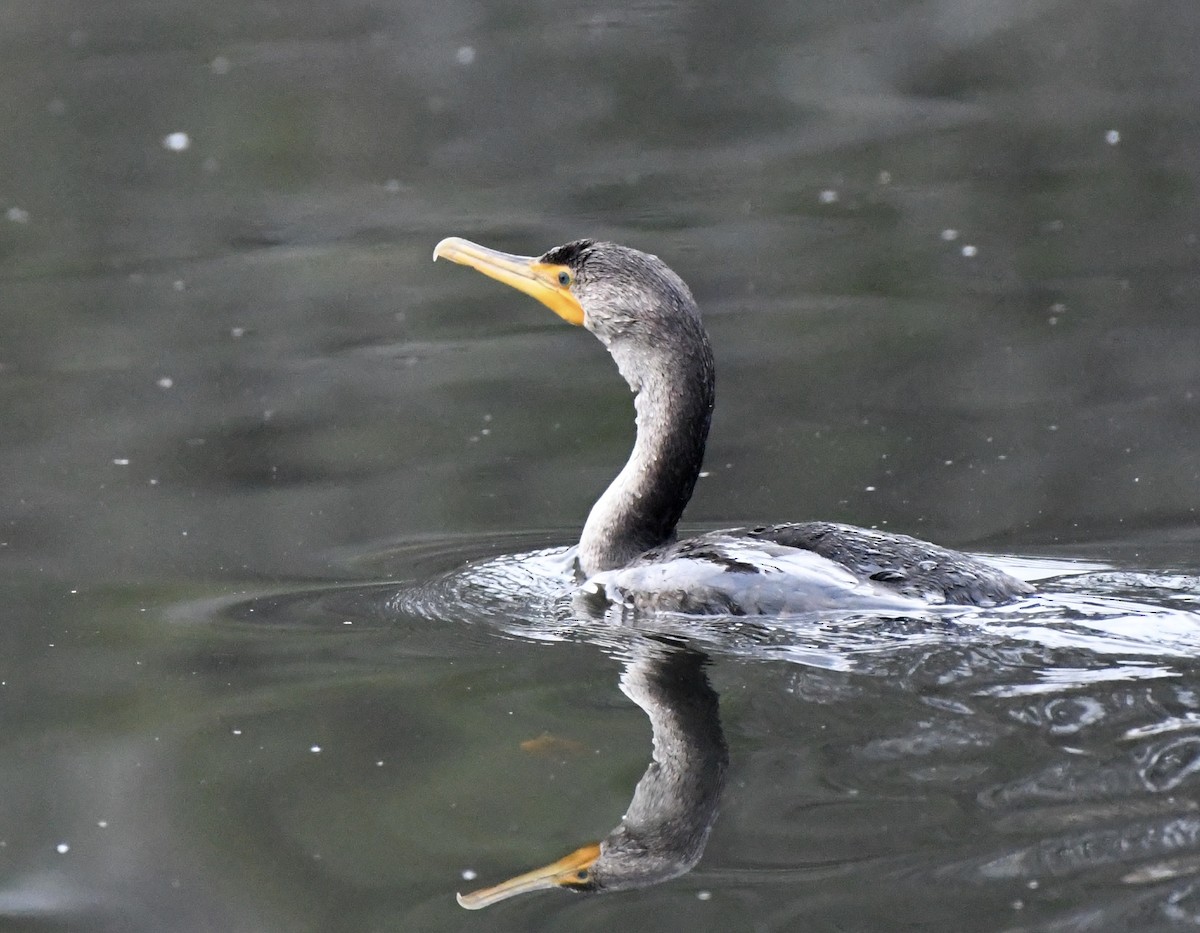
<box><xmin>3</xmin><ymin>1</ymin><xmax>1200</xmax><ymax>930</ymax></box>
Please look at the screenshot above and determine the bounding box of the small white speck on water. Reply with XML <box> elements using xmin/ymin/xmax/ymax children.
<box><xmin>56</xmin><ymin>843</ymin><xmax>70</xmax><ymax>854</ymax></box>
<box><xmin>376</xmin><ymin>760</ymin><xmax>384</xmax><ymax>767</ymax></box>
<box><xmin>231</xmin><ymin>729</ymin><xmax>242</xmax><ymax>736</ymax></box>
<box><xmin>461</xmin><ymin>869</ymin><xmax>478</xmax><ymax>881</ymax></box>
<box><xmin>230</xmin><ymin>326</ymin><xmax>246</xmax><ymax>338</ymax></box>
<box><xmin>162</xmin><ymin>131</ymin><xmax>190</xmax><ymax>152</ymax></box>
<box><xmin>1048</xmin><ymin>424</ymin><xmax>1059</xmax><ymax>432</ymax></box>
<box><xmin>698</xmin><ymin>471</ymin><xmax>710</xmax><ymax>478</ymax></box>
<box><xmin>961</xmin><ymin>244</ymin><xmax>978</xmax><ymax>258</ymax></box>
<box><xmin>6</xmin><ymin>206</ymin><xmax>29</xmax><ymax>224</ymax></box>
<box><xmin>156</xmin><ymin>376</ymin><xmax>174</xmax><ymax>389</ymax></box>
<box><xmin>455</xmin><ymin>45</ymin><xmax>476</xmax><ymax>66</ymax></box>
<box><xmin>97</xmin><ymin>820</ymin><xmax>108</xmax><ymax>828</ymax></box>
<box><xmin>864</xmin><ymin>485</ymin><xmax>876</xmax><ymax>492</ymax></box>
<box><xmin>383</xmin><ymin>178</ymin><xmax>403</xmax><ymax>193</ymax></box>
<box><xmin>696</xmin><ymin>890</ymin><xmax>713</xmax><ymax>901</ymax></box>
<box><xmin>877</xmin><ymin>170</ymin><xmax>892</xmax><ymax>184</ymax></box>
<box><xmin>1105</xmin><ymin>129</ymin><xmax>1120</xmax><ymax>145</ymax></box>
<box><xmin>210</xmin><ymin>55</ymin><xmax>231</xmax><ymax>75</ymax></box>
<box><xmin>173</xmin><ymin>280</ymin><xmax>186</xmax><ymax>292</ymax></box>
<box><xmin>342</xmin><ymin>620</ymin><xmax>353</xmax><ymax>625</ymax></box>
<box><xmin>113</xmin><ymin>458</ymin><xmax>130</xmax><ymax>466</ymax></box>
<box><xmin>310</xmin><ymin>745</ymin><xmax>322</xmax><ymax>754</ymax></box>
<box><xmin>941</xmin><ymin>228</ymin><xmax>959</xmax><ymax>241</ymax></box>
<box><xmin>818</xmin><ymin>189</ymin><xmax>839</xmax><ymax>204</ymax></box>
<box><xmin>149</xmin><ymin>478</ymin><xmax>160</xmax><ymax>485</ymax></box>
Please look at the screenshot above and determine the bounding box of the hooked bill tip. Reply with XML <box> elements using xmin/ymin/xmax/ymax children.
<box><xmin>432</xmin><ymin>236</ymin><xmax>466</xmax><ymax>262</ymax></box>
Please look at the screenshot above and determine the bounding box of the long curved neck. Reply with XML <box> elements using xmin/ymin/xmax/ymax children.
<box><xmin>577</xmin><ymin>337</ymin><xmax>714</xmax><ymax>577</ymax></box>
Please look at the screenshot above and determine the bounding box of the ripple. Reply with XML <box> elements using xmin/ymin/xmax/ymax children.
<box><xmin>1139</xmin><ymin>736</ymin><xmax>1200</xmax><ymax>793</ymax></box>
<box><xmin>382</xmin><ymin>541</ymin><xmax>1200</xmax><ymax>687</ymax></box>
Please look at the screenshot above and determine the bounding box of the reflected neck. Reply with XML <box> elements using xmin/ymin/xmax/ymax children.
<box><xmin>577</xmin><ymin>337</ymin><xmax>714</xmax><ymax>576</ymax></box>
<box><xmin>602</xmin><ymin>644</ymin><xmax>728</xmax><ymax>881</ymax></box>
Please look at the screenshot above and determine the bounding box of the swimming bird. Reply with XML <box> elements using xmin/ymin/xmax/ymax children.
<box><xmin>432</xmin><ymin>237</ymin><xmax>1032</xmax><ymax>614</ymax></box>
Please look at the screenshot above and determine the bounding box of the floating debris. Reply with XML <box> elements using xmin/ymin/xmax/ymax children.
<box><xmin>520</xmin><ymin>732</ymin><xmax>587</xmax><ymax>757</ymax></box>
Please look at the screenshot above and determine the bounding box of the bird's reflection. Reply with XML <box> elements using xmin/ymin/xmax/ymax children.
<box><xmin>457</xmin><ymin>637</ymin><xmax>728</xmax><ymax>908</ymax></box>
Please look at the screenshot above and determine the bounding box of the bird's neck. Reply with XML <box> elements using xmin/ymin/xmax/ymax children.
<box><xmin>577</xmin><ymin>344</ymin><xmax>714</xmax><ymax>576</ymax></box>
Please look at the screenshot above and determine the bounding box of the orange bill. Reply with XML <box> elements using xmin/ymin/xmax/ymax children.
<box><xmin>433</xmin><ymin>236</ymin><xmax>585</xmax><ymax>325</ymax></box>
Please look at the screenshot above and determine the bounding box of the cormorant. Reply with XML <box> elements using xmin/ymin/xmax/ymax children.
<box><xmin>433</xmin><ymin>237</ymin><xmax>1031</xmax><ymax>614</ymax></box>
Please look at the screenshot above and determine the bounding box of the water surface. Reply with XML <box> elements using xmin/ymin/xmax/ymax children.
<box><xmin>3</xmin><ymin>0</ymin><xmax>1200</xmax><ymax>930</ymax></box>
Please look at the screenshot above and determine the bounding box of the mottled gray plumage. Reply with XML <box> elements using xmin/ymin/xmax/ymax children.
<box><xmin>742</xmin><ymin>522</ymin><xmax>1032</xmax><ymax>605</ymax></box>
<box><xmin>549</xmin><ymin>240</ymin><xmax>1032</xmax><ymax>610</ymax></box>
<box><xmin>547</xmin><ymin>241</ymin><xmax>714</xmax><ymax>577</ymax></box>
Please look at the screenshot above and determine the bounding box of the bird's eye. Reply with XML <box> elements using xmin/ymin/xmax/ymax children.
<box><xmin>575</xmin><ymin>869</ymin><xmax>589</xmax><ymax>881</ymax></box>
<box><xmin>558</xmin><ymin>270</ymin><xmax>572</xmax><ymax>286</ymax></box>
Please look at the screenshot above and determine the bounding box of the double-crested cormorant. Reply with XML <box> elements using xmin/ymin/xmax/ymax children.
<box><xmin>433</xmin><ymin>237</ymin><xmax>1032</xmax><ymax>613</ymax></box>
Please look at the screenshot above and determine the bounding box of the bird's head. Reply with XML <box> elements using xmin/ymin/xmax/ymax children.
<box><xmin>432</xmin><ymin>236</ymin><xmax>704</xmax><ymax>357</ymax></box>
